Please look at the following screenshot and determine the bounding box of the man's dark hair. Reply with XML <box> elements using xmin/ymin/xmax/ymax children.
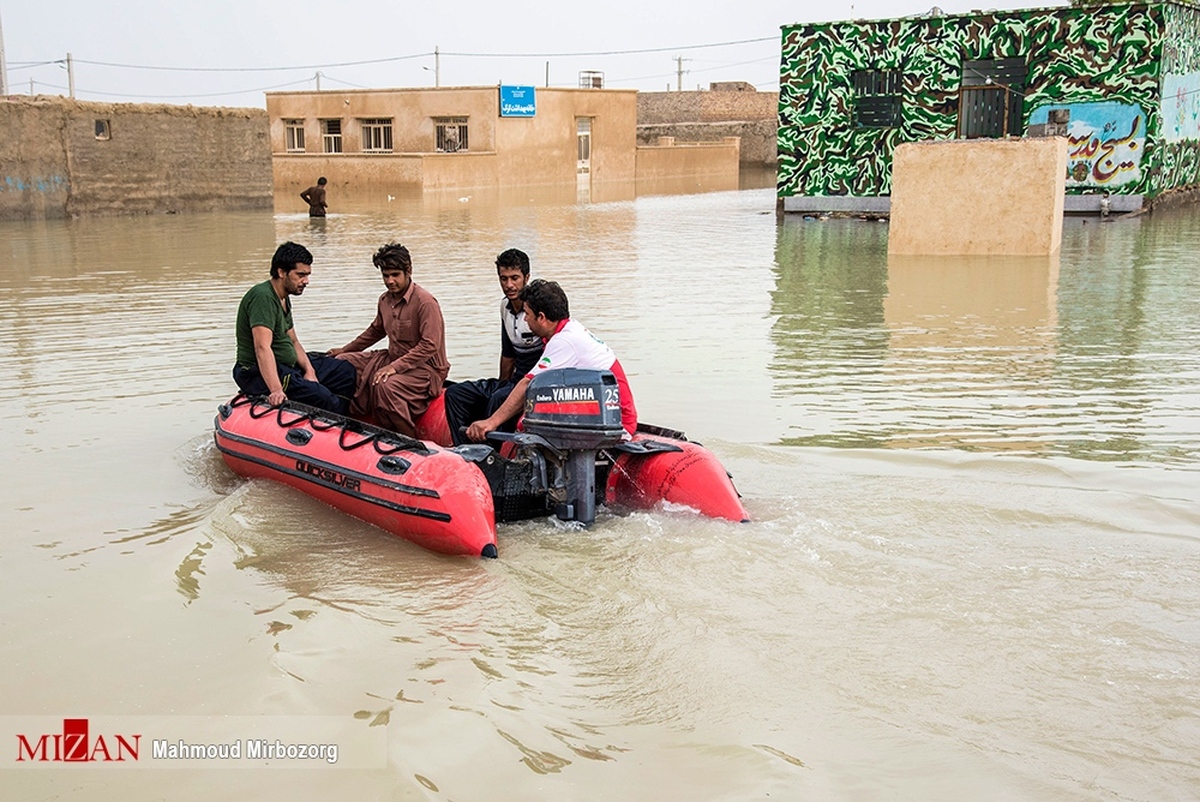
<box><xmin>520</xmin><ymin>279</ymin><xmax>569</xmax><ymax>322</ymax></box>
<box><xmin>495</xmin><ymin>248</ymin><xmax>530</xmax><ymax>276</ymax></box>
<box><xmin>373</xmin><ymin>242</ymin><xmax>412</xmax><ymax>274</ymax></box>
<box><xmin>271</xmin><ymin>241</ymin><xmax>313</xmax><ymax>278</ymax></box>
<box><xmin>317</xmin><ymin>176</ymin><xmax>327</xmax><ymax>185</ymax></box>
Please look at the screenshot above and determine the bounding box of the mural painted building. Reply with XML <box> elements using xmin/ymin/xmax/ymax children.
<box><xmin>777</xmin><ymin>2</ymin><xmax>1200</xmax><ymax>214</ymax></box>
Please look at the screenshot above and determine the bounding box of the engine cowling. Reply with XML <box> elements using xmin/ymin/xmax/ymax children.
<box><xmin>521</xmin><ymin>368</ymin><xmax>625</xmax><ymax>523</ymax></box>
<box><xmin>522</xmin><ymin>367</ymin><xmax>625</xmax><ymax>451</ymax></box>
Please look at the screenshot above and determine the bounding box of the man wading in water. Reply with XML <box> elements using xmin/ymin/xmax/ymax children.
<box><xmin>300</xmin><ymin>176</ymin><xmax>328</xmax><ymax>217</ymax></box>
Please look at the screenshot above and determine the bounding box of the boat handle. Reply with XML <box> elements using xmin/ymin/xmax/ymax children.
<box><xmin>286</xmin><ymin>429</ymin><xmax>314</xmax><ymax>446</ymax></box>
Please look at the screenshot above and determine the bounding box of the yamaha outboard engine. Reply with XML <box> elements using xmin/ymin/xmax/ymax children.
<box><xmin>521</xmin><ymin>368</ymin><xmax>626</xmax><ymax>524</ymax></box>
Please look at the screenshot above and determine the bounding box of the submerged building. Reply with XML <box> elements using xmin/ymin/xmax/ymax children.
<box><xmin>777</xmin><ymin>2</ymin><xmax>1200</xmax><ymax>214</ymax></box>
<box><xmin>266</xmin><ymin>85</ymin><xmax>740</xmax><ymax>196</ymax></box>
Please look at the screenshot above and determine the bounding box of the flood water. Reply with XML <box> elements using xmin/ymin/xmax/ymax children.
<box><xmin>2</xmin><ymin>185</ymin><xmax>1198</xmax><ymax>800</ymax></box>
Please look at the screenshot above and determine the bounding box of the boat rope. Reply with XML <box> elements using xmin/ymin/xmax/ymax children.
<box><xmin>228</xmin><ymin>394</ymin><xmax>431</xmax><ymax>456</ymax></box>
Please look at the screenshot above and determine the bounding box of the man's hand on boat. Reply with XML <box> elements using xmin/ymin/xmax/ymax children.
<box><xmin>267</xmin><ymin>389</ymin><xmax>287</xmax><ymax>406</ymax></box>
<box><xmin>466</xmin><ymin>419</ymin><xmax>498</xmax><ymax>443</ymax></box>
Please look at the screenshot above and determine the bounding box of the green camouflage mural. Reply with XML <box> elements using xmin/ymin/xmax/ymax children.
<box><xmin>777</xmin><ymin>2</ymin><xmax>1200</xmax><ymax>200</ymax></box>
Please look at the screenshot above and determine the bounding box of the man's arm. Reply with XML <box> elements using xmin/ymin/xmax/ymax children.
<box><xmin>300</xmin><ymin>188</ymin><xmax>313</xmax><ymax>205</ymax></box>
<box><xmin>252</xmin><ymin>325</ymin><xmax>288</xmax><ymax>406</ymax></box>
<box><xmin>498</xmin><ymin>356</ymin><xmax>516</xmax><ymax>382</ymax></box>
<box><xmin>466</xmin><ymin>375</ymin><xmax>530</xmax><ymax>442</ymax></box>
<box><xmin>330</xmin><ymin>308</ymin><xmax>385</xmax><ymax>356</ymax></box>
<box><xmin>288</xmin><ymin>328</ymin><xmax>318</xmax><ymax>381</ymax></box>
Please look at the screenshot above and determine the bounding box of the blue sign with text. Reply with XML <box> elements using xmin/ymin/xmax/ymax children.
<box><xmin>499</xmin><ymin>85</ymin><xmax>537</xmax><ymax>117</ymax></box>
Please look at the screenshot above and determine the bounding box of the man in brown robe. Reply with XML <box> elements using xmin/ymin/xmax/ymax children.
<box><xmin>300</xmin><ymin>176</ymin><xmax>328</xmax><ymax>217</ymax></box>
<box><xmin>329</xmin><ymin>242</ymin><xmax>449</xmax><ymax>437</ymax></box>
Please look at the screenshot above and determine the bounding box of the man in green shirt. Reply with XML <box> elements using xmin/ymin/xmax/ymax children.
<box><xmin>232</xmin><ymin>241</ymin><xmax>355</xmax><ymax>414</ymax></box>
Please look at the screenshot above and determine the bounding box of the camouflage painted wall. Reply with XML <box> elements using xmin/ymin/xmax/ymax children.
<box><xmin>777</xmin><ymin>3</ymin><xmax>1200</xmax><ymax>200</ymax></box>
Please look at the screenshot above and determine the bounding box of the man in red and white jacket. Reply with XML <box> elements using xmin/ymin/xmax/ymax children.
<box><xmin>465</xmin><ymin>279</ymin><xmax>637</xmax><ymax>442</ymax></box>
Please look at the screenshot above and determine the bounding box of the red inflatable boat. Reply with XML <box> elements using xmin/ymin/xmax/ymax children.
<box><xmin>214</xmin><ymin>368</ymin><xmax>747</xmax><ymax>558</ymax></box>
<box><xmin>214</xmin><ymin>396</ymin><xmax>498</xmax><ymax>557</ymax></box>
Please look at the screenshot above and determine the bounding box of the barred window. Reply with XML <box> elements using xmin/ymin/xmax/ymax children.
<box><xmin>284</xmin><ymin>119</ymin><xmax>305</xmax><ymax>153</ymax></box>
<box><xmin>320</xmin><ymin>119</ymin><xmax>342</xmax><ymax>153</ymax></box>
<box><xmin>959</xmin><ymin>58</ymin><xmax>1027</xmax><ymax>138</ymax></box>
<box><xmin>360</xmin><ymin>118</ymin><xmax>393</xmax><ymax>153</ymax></box>
<box><xmin>434</xmin><ymin>117</ymin><xmax>468</xmax><ymax>152</ymax></box>
<box><xmin>852</xmin><ymin>70</ymin><xmax>902</xmax><ymax>129</ymax></box>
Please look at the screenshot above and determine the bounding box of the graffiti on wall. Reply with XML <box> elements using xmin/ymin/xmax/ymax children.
<box><xmin>2</xmin><ymin>175</ymin><xmax>69</xmax><ymax>193</ymax></box>
<box><xmin>1029</xmin><ymin>102</ymin><xmax>1145</xmax><ymax>186</ymax></box>
<box><xmin>1161</xmin><ymin>72</ymin><xmax>1200</xmax><ymax>141</ymax></box>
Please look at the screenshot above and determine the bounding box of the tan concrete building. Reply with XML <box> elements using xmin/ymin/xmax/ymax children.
<box><xmin>266</xmin><ymin>86</ymin><xmax>739</xmax><ymax>195</ymax></box>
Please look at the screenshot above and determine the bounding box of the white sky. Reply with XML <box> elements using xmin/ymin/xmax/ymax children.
<box><xmin>1</xmin><ymin>1</ymin><xmax>1067</xmax><ymax>106</ymax></box>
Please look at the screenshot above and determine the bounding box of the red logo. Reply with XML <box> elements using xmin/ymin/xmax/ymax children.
<box><xmin>15</xmin><ymin>718</ymin><xmax>140</xmax><ymax>763</ymax></box>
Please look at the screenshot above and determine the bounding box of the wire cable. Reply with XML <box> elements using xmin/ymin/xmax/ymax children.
<box><xmin>47</xmin><ymin>36</ymin><xmax>777</xmax><ymax>74</ymax></box>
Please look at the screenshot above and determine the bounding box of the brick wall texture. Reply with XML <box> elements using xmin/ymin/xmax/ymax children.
<box><xmin>636</xmin><ymin>90</ymin><xmax>778</xmax><ymax>166</ymax></box>
<box><xmin>1</xmin><ymin>97</ymin><xmax>272</xmax><ymax>220</ymax></box>
<box><xmin>636</xmin><ymin>90</ymin><xmax>778</xmax><ymax>124</ymax></box>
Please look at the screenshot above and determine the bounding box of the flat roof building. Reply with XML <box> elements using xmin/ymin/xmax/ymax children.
<box><xmin>777</xmin><ymin>2</ymin><xmax>1200</xmax><ymax>215</ymax></box>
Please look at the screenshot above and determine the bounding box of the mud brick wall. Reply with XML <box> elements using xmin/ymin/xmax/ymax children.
<box><xmin>1</xmin><ymin>97</ymin><xmax>272</xmax><ymax>220</ymax></box>
<box><xmin>636</xmin><ymin>90</ymin><xmax>778</xmax><ymax>125</ymax></box>
<box><xmin>637</xmin><ymin>120</ymin><xmax>778</xmax><ymax>166</ymax></box>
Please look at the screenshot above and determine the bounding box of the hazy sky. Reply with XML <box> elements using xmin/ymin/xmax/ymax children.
<box><xmin>2</xmin><ymin>1</ymin><xmax>1066</xmax><ymax>106</ymax></box>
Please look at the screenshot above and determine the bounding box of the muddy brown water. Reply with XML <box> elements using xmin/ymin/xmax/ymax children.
<box><xmin>2</xmin><ymin>186</ymin><xmax>1198</xmax><ymax>799</ymax></box>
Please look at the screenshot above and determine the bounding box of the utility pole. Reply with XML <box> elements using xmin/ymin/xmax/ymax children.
<box><xmin>0</xmin><ymin>11</ymin><xmax>9</xmax><ymax>96</ymax></box>
<box><xmin>435</xmin><ymin>46</ymin><xmax>440</xmax><ymax>87</ymax></box>
<box><xmin>675</xmin><ymin>56</ymin><xmax>690</xmax><ymax>92</ymax></box>
<box><xmin>315</xmin><ymin>71</ymin><xmax>321</xmax><ymax>91</ymax></box>
<box><xmin>67</xmin><ymin>52</ymin><xmax>75</xmax><ymax>98</ymax></box>
<box><xmin>545</xmin><ymin>60</ymin><xmax>549</xmax><ymax>88</ymax></box>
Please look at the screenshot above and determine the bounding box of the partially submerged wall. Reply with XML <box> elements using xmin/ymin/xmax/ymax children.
<box><xmin>637</xmin><ymin>119</ymin><xmax>777</xmax><ymax>165</ymax></box>
<box><xmin>633</xmin><ymin>136</ymin><xmax>744</xmax><ymax>182</ymax></box>
<box><xmin>0</xmin><ymin>97</ymin><xmax>272</xmax><ymax>220</ymax></box>
<box><xmin>888</xmin><ymin>138</ymin><xmax>1066</xmax><ymax>255</ymax></box>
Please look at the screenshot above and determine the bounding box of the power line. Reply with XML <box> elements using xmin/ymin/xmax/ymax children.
<box><xmin>35</xmin><ymin>35</ymin><xmax>776</xmax><ymax>75</ymax></box>
<box><xmin>442</xmin><ymin>36</ymin><xmax>776</xmax><ymax>59</ymax></box>
<box><xmin>31</xmin><ymin>76</ymin><xmax>315</xmax><ymax>99</ymax></box>
<box><xmin>71</xmin><ymin>52</ymin><xmax>434</xmax><ymax>73</ymax></box>
<box><xmin>8</xmin><ymin>59</ymin><xmax>62</xmax><ymax>70</ymax></box>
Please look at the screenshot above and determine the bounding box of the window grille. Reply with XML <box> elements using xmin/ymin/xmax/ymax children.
<box><xmin>320</xmin><ymin>119</ymin><xmax>342</xmax><ymax>153</ymax></box>
<box><xmin>434</xmin><ymin>117</ymin><xmax>468</xmax><ymax>152</ymax></box>
<box><xmin>284</xmin><ymin>119</ymin><xmax>305</xmax><ymax>152</ymax></box>
<box><xmin>360</xmin><ymin>118</ymin><xmax>393</xmax><ymax>153</ymax></box>
<box><xmin>852</xmin><ymin>70</ymin><xmax>902</xmax><ymax>129</ymax></box>
<box><xmin>958</xmin><ymin>58</ymin><xmax>1026</xmax><ymax>138</ymax></box>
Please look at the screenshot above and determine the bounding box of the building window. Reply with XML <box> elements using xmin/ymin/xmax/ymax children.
<box><xmin>94</xmin><ymin>119</ymin><xmax>111</xmax><ymax>140</ymax></box>
<box><xmin>434</xmin><ymin>117</ymin><xmax>468</xmax><ymax>152</ymax></box>
<box><xmin>360</xmin><ymin>118</ymin><xmax>393</xmax><ymax>153</ymax></box>
<box><xmin>321</xmin><ymin>119</ymin><xmax>342</xmax><ymax>153</ymax></box>
<box><xmin>284</xmin><ymin>119</ymin><xmax>305</xmax><ymax>153</ymax></box>
<box><xmin>852</xmin><ymin>70</ymin><xmax>901</xmax><ymax>129</ymax></box>
<box><xmin>959</xmin><ymin>58</ymin><xmax>1027</xmax><ymax>139</ymax></box>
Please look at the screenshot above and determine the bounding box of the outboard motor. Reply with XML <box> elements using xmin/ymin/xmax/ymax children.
<box><xmin>520</xmin><ymin>368</ymin><xmax>626</xmax><ymax>524</ymax></box>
